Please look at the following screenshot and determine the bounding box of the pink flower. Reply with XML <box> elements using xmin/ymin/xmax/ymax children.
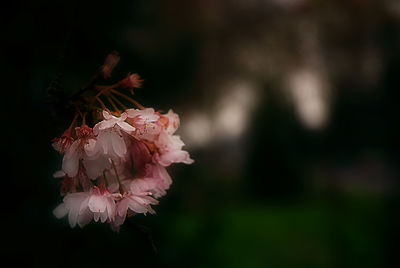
<box><xmin>93</xmin><ymin>111</ymin><xmax>135</xmax><ymax>160</ymax></box>
<box><xmin>144</xmin><ymin>163</ymin><xmax>172</xmax><ymax>198</ymax></box>
<box><xmin>52</xmin><ymin>129</ymin><xmax>73</xmax><ymax>154</ymax></box>
<box><xmin>95</xmin><ymin>110</ymin><xmax>136</xmax><ymax>133</ymax></box>
<box><xmin>115</xmin><ymin>179</ymin><xmax>159</xmax><ymax>225</ymax></box>
<box><xmin>159</xmin><ymin>109</ymin><xmax>180</xmax><ymax>135</ymax></box>
<box><xmin>62</xmin><ymin>125</ymin><xmax>111</xmax><ymax>180</ymax></box>
<box><xmin>52</xmin><ymin>105</ymin><xmax>193</xmax><ymax>230</ymax></box>
<box><xmin>126</xmin><ymin>108</ymin><xmax>161</xmax><ymax>141</ymax></box>
<box><xmin>53</xmin><ymin>186</ymin><xmax>118</xmax><ymax>228</ymax></box>
<box><xmin>154</xmin><ymin>131</ymin><xmax>194</xmax><ymax>166</ymax></box>
<box><xmin>118</xmin><ymin>73</ymin><xmax>143</xmax><ymax>89</ymax></box>
<box><xmin>101</xmin><ymin>162</ymin><xmax>131</xmax><ymax>193</ymax></box>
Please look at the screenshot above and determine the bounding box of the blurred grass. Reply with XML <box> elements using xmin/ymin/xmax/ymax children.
<box><xmin>159</xmin><ymin>194</ymin><xmax>384</xmax><ymax>268</ymax></box>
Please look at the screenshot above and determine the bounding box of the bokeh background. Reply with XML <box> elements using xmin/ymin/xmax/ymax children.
<box><xmin>3</xmin><ymin>0</ymin><xmax>400</xmax><ymax>267</ymax></box>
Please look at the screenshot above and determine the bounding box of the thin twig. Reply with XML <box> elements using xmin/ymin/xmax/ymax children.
<box><xmin>106</xmin><ymin>95</ymin><xmax>121</xmax><ymax>114</ymax></box>
<box><xmin>110</xmin><ymin>89</ymin><xmax>145</xmax><ymax>109</ymax></box>
<box><xmin>109</xmin><ymin>93</ymin><xmax>127</xmax><ymax>110</ymax></box>
<box><xmin>96</xmin><ymin>96</ymin><xmax>107</xmax><ymax>110</ymax></box>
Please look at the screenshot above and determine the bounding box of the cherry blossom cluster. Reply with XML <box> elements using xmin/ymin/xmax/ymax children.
<box><xmin>51</xmin><ymin>52</ymin><xmax>193</xmax><ymax>231</ymax></box>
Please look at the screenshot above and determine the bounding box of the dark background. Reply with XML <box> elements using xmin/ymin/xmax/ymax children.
<box><xmin>3</xmin><ymin>0</ymin><xmax>400</xmax><ymax>267</ymax></box>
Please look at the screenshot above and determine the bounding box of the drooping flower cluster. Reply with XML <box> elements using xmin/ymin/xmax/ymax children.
<box><xmin>51</xmin><ymin>52</ymin><xmax>193</xmax><ymax>231</ymax></box>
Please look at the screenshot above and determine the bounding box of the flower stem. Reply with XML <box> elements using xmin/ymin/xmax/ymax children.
<box><xmin>111</xmin><ymin>159</ymin><xmax>125</xmax><ymax>194</ymax></box>
<box><xmin>109</xmin><ymin>93</ymin><xmax>127</xmax><ymax>110</ymax></box>
<box><xmin>96</xmin><ymin>96</ymin><xmax>107</xmax><ymax>110</ymax></box>
<box><xmin>110</xmin><ymin>89</ymin><xmax>145</xmax><ymax>109</ymax></box>
<box><xmin>106</xmin><ymin>95</ymin><xmax>121</xmax><ymax>115</ymax></box>
<box><xmin>67</xmin><ymin>113</ymin><xmax>80</xmax><ymax>133</ymax></box>
<box><xmin>102</xmin><ymin>171</ymin><xmax>108</xmax><ymax>186</ymax></box>
<box><xmin>82</xmin><ymin>112</ymin><xmax>87</xmax><ymax>125</ymax></box>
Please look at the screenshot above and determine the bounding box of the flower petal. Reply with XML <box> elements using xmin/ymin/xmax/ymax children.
<box><xmin>111</xmin><ymin>134</ymin><xmax>127</xmax><ymax>157</ymax></box>
<box><xmin>117</xmin><ymin>198</ymin><xmax>129</xmax><ymax>217</ymax></box>
<box><xmin>117</xmin><ymin>121</ymin><xmax>135</xmax><ymax>133</ymax></box>
<box><xmin>88</xmin><ymin>195</ymin><xmax>107</xmax><ymax>213</ymax></box>
<box><xmin>103</xmin><ymin>110</ymin><xmax>112</xmax><ymax>120</ymax></box>
<box><xmin>77</xmin><ymin>208</ymin><xmax>92</xmax><ymax>228</ymax></box>
<box><xmin>53</xmin><ymin>170</ymin><xmax>66</xmax><ymax>178</ymax></box>
<box><xmin>62</xmin><ymin>141</ymin><xmax>80</xmax><ymax>177</ymax></box>
<box><xmin>93</xmin><ymin>212</ymin><xmax>100</xmax><ymax>222</ymax></box>
<box><xmin>53</xmin><ymin>203</ymin><xmax>68</xmax><ymax>219</ymax></box>
<box><xmin>100</xmin><ymin>211</ymin><xmax>108</xmax><ymax>223</ymax></box>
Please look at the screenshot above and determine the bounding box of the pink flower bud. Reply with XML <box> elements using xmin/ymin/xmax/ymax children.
<box><xmin>101</xmin><ymin>51</ymin><xmax>120</xmax><ymax>78</ymax></box>
<box><xmin>118</xmin><ymin>73</ymin><xmax>143</xmax><ymax>89</ymax></box>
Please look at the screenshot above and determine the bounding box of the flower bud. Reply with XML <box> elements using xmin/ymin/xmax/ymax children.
<box><xmin>118</xmin><ymin>73</ymin><xmax>143</xmax><ymax>89</ymax></box>
<box><xmin>100</xmin><ymin>51</ymin><xmax>120</xmax><ymax>78</ymax></box>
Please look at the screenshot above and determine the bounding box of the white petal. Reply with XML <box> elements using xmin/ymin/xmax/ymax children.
<box><xmin>117</xmin><ymin>121</ymin><xmax>135</xmax><ymax>132</ymax></box>
<box><xmin>130</xmin><ymin>179</ymin><xmax>150</xmax><ymax>194</ymax></box>
<box><xmin>68</xmin><ymin>205</ymin><xmax>79</xmax><ymax>228</ymax></box>
<box><xmin>96</xmin><ymin>131</ymin><xmax>111</xmax><ymax>154</ymax></box>
<box><xmin>53</xmin><ymin>203</ymin><xmax>68</xmax><ymax>219</ymax></box>
<box><xmin>93</xmin><ymin>123</ymin><xmax>100</xmax><ymax>135</ymax></box>
<box><xmin>53</xmin><ymin>170</ymin><xmax>65</xmax><ymax>178</ymax></box>
<box><xmin>99</xmin><ymin>120</ymin><xmax>116</xmax><ymax>130</ymax></box>
<box><xmin>159</xmin><ymin>150</ymin><xmax>194</xmax><ymax>166</ymax></box>
<box><xmin>88</xmin><ymin>195</ymin><xmax>107</xmax><ymax>213</ymax></box>
<box><xmin>78</xmin><ymin>196</ymin><xmax>90</xmax><ymax>214</ymax></box>
<box><xmin>155</xmin><ymin>131</ymin><xmax>170</xmax><ymax>148</ymax></box>
<box><xmin>153</xmin><ymin>164</ymin><xmax>172</xmax><ymax>186</ymax></box>
<box><xmin>106</xmin><ymin>198</ymin><xmax>116</xmax><ymax>220</ymax></box>
<box><xmin>126</xmin><ymin>109</ymin><xmax>140</xmax><ymax>118</ymax></box>
<box><xmin>62</xmin><ymin>142</ymin><xmax>80</xmax><ymax>177</ymax></box>
<box><xmin>100</xmin><ymin>211</ymin><xmax>108</xmax><ymax>223</ymax></box>
<box><xmin>117</xmin><ymin>198</ymin><xmax>129</xmax><ymax>217</ymax></box>
<box><xmin>84</xmin><ymin>139</ymin><xmax>99</xmax><ymax>158</ymax></box>
<box><xmin>103</xmin><ymin>110</ymin><xmax>112</xmax><ymax>119</ymax></box>
<box><xmin>127</xmin><ymin>198</ymin><xmax>148</xmax><ymax>214</ymax></box>
<box><xmin>111</xmin><ymin>134</ymin><xmax>127</xmax><ymax>157</ymax></box>
<box><xmin>63</xmin><ymin>192</ymin><xmax>88</xmax><ymax>227</ymax></box>
<box><xmin>93</xmin><ymin>212</ymin><xmax>100</xmax><ymax>222</ymax></box>
<box><xmin>120</xmin><ymin>112</ymin><xmax>127</xmax><ymax>121</ymax></box>
<box><xmin>171</xmin><ymin>135</ymin><xmax>185</xmax><ymax>149</ymax></box>
<box><xmin>138</xmin><ymin>195</ymin><xmax>159</xmax><ymax>206</ymax></box>
<box><xmin>77</xmin><ymin>208</ymin><xmax>92</xmax><ymax>228</ymax></box>
<box><xmin>62</xmin><ymin>156</ymin><xmax>79</xmax><ymax>178</ymax></box>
